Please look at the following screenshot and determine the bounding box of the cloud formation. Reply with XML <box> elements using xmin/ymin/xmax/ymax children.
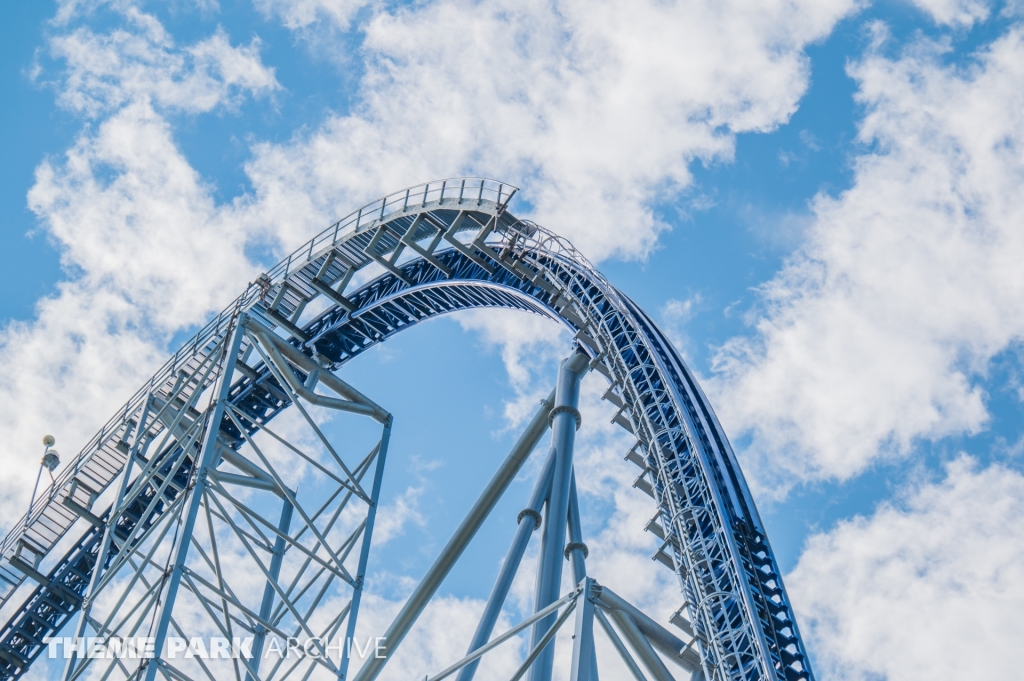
<box><xmin>910</xmin><ymin>0</ymin><xmax>992</xmax><ymax>26</ymax></box>
<box><xmin>246</xmin><ymin>0</ymin><xmax>859</xmax><ymax>260</ymax></box>
<box><xmin>788</xmin><ymin>456</ymin><xmax>1024</xmax><ymax>680</ymax></box>
<box><xmin>713</xmin><ymin>25</ymin><xmax>1024</xmax><ymax>491</ymax></box>
<box><xmin>46</xmin><ymin>7</ymin><xmax>278</xmax><ymax>116</ymax></box>
<box><xmin>0</xmin><ymin>6</ymin><xmax>277</xmax><ymax>524</ymax></box>
<box><xmin>2</xmin><ymin>0</ymin><xmax>865</xmax><ymax>523</ymax></box>
<box><xmin>254</xmin><ymin>0</ymin><xmax>368</xmax><ymax>31</ymax></box>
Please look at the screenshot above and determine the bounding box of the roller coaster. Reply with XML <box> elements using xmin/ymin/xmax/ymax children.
<box><xmin>0</xmin><ymin>179</ymin><xmax>813</xmax><ymax>681</ymax></box>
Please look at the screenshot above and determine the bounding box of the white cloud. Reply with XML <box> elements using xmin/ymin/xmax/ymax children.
<box><xmin>29</xmin><ymin>102</ymin><xmax>261</xmax><ymax>328</ymax></box>
<box><xmin>247</xmin><ymin>0</ymin><xmax>859</xmax><ymax>261</ymax></box>
<box><xmin>712</xmin><ymin>26</ymin><xmax>1024</xmax><ymax>492</ymax></box>
<box><xmin>660</xmin><ymin>295</ymin><xmax>703</xmax><ymax>361</ymax></box>
<box><xmin>0</xmin><ymin>6</ymin><xmax>278</xmax><ymax>523</ymax></box>
<box><xmin>46</xmin><ymin>7</ymin><xmax>279</xmax><ymax>116</ymax></box>
<box><xmin>909</xmin><ymin>0</ymin><xmax>992</xmax><ymax>26</ymax></box>
<box><xmin>350</xmin><ymin>592</ymin><xmax>524</xmax><ymax>680</ymax></box>
<box><xmin>373</xmin><ymin>484</ymin><xmax>426</xmax><ymax>544</ymax></box>
<box><xmin>53</xmin><ymin>0</ymin><xmax>225</xmax><ymax>29</ymax></box>
<box><xmin>788</xmin><ymin>456</ymin><xmax>1024</xmax><ymax>680</ymax></box>
<box><xmin>0</xmin><ymin>284</ymin><xmax>166</xmax><ymax>530</ymax></box>
<box><xmin>254</xmin><ymin>0</ymin><xmax>369</xmax><ymax>31</ymax></box>
<box><xmin>454</xmin><ymin>308</ymin><xmax>569</xmax><ymax>427</ymax></box>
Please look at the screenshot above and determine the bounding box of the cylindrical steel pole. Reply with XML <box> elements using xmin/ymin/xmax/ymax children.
<box><xmin>247</xmin><ymin>497</ymin><xmax>293</xmax><ymax>680</ymax></box>
<box><xmin>598</xmin><ymin>586</ymin><xmax>696</xmax><ymax>672</ymax></box>
<box><xmin>594</xmin><ymin>608</ymin><xmax>647</xmax><ymax>681</ymax></box>
<box><xmin>566</xmin><ymin>472</ymin><xmax>587</xmax><ymax>585</ymax></box>
<box><xmin>352</xmin><ymin>385</ymin><xmax>561</xmax><ymax>681</ymax></box>
<box><xmin>340</xmin><ymin>420</ymin><xmax>393</xmax><ymax>680</ymax></box>
<box><xmin>61</xmin><ymin>400</ymin><xmax>148</xmax><ymax>681</ymax></box>
<box><xmin>455</xmin><ymin>448</ymin><xmax>557</xmax><ymax>681</ymax></box>
<box><xmin>607</xmin><ymin>609</ymin><xmax>676</xmax><ymax>681</ymax></box>
<box><xmin>529</xmin><ymin>352</ymin><xmax>588</xmax><ymax>681</ymax></box>
<box><xmin>569</xmin><ymin>578</ymin><xmax>597</xmax><ymax>681</ymax></box>
<box><xmin>567</xmin><ymin>472</ymin><xmax>599</xmax><ymax>680</ymax></box>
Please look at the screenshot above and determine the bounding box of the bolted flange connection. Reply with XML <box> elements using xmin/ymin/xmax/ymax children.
<box><xmin>548</xmin><ymin>405</ymin><xmax>582</xmax><ymax>430</ymax></box>
<box><xmin>564</xmin><ymin>541</ymin><xmax>589</xmax><ymax>560</ymax></box>
<box><xmin>517</xmin><ymin>508</ymin><xmax>542</xmax><ymax>530</ymax></box>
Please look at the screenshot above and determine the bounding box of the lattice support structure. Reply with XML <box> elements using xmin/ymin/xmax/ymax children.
<box><xmin>0</xmin><ymin>178</ymin><xmax>813</xmax><ymax>681</ymax></box>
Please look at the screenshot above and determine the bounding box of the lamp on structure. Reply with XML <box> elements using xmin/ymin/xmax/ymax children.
<box><xmin>27</xmin><ymin>435</ymin><xmax>60</xmax><ymax>519</ymax></box>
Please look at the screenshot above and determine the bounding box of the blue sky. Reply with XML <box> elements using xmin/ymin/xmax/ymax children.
<box><xmin>3</xmin><ymin>0</ymin><xmax>1024</xmax><ymax>679</ymax></box>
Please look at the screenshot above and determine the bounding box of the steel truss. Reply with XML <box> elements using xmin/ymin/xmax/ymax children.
<box><xmin>0</xmin><ymin>178</ymin><xmax>813</xmax><ymax>681</ymax></box>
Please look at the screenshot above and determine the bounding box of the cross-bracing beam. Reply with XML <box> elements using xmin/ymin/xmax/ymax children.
<box><xmin>352</xmin><ymin>347</ymin><xmax>694</xmax><ymax>681</ymax></box>
<box><xmin>350</xmin><ymin>352</ymin><xmax>593</xmax><ymax>681</ymax></box>
<box><xmin>453</xmin><ymin>450</ymin><xmax>555</xmax><ymax>681</ymax></box>
<box><xmin>569</xmin><ymin>578</ymin><xmax>598</xmax><ymax>681</ymax></box>
<box><xmin>51</xmin><ymin>311</ymin><xmax>392</xmax><ymax>681</ymax></box>
<box><xmin>143</xmin><ymin>319</ymin><xmax>248</xmax><ymax>681</ymax></box>
<box><xmin>246</xmin><ymin>497</ymin><xmax>292</xmax><ymax>680</ymax></box>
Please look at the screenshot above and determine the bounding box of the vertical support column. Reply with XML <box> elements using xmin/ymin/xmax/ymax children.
<box><xmin>570</xmin><ymin>578</ymin><xmax>597</xmax><ymax>681</ymax></box>
<box><xmin>61</xmin><ymin>397</ymin><xmax>149</xmax><ymax>681</ymax></box>
<box><xmin>566</xmin><ymin>472</ymin><xmax>598</xmax><ymax>680</ymax></box>
<box><xmin>246</xmin><ymin>497</ymin><xmax>293</xmax><ymax>681</ymax></box>
<box><xmin>529</xmin><ymin>352</ymin><xmax>587</xmax><ymax>681</ymax></box>
<box><xmin>352</xmin><ymin>388</ymin><xmax>557</xmax><ymax>681</ymax></box>
<box><xmin>455</xmin><ymin>449</ymin><xmax>557</xmax><ymax>681</ymax></box>
<box><xmin>143</xmin><ymin>318</ymin><xmax>246</xmax><ymax>681</ymax></box>
<box><xmin>565</xmin><ymin>472</ymin><xmax>587</xmax><ymax>585</ymax></box>
<box><xmin>339</xmin><ymin>419</ymin><xmax>392</xmax><ymax>680</ymax></box>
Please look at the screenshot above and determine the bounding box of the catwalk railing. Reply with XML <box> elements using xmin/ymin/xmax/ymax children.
<box><xmin>0</xmin><ymin>178</ymin><xmax>515</xmax><ymax>606</ymax></box>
